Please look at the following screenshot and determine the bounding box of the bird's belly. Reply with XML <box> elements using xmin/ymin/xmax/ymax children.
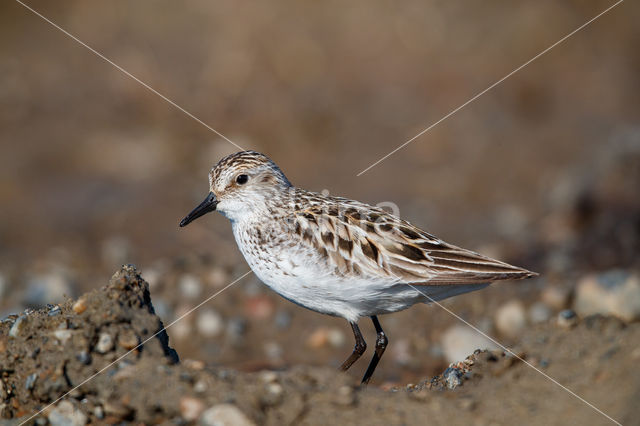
<box><xmin>241</xmin><ymin>249</ymin><xmax>420</xmax><ymax>322</ymax></box>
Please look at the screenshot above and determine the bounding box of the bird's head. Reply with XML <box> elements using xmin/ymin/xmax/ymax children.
<box><xmin>180</xmin><ymin>151</ymin><xmax>292</xmax><ymax>226</ymax></box>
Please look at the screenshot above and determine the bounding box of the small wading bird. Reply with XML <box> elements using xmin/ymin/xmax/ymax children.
<box><xmin>180</xmin><ymin>151</ymin><xmax>536</xmax><ymax>384</ymax></box>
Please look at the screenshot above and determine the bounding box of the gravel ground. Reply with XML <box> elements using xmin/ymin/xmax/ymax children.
<box><xmin>1</xmin><ymin>265</ymin><xmax>638</xmax><ymax>425</ymax></box>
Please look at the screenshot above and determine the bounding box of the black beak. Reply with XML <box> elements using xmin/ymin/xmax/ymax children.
<box><xmin>179</xmin><ymin>192</ymin><xmax>218</xmax><ymax>227</ymax></box>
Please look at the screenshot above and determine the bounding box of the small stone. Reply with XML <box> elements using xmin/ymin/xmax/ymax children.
<box><xmin>194</xmin><ymin>380</ymin><xmax>208</xmax><ymax>393</ymax></box>
<box><xmin>171</xmin><ymin>306</ymin><xmax>193</xmax><ymax>340</ymax></box>
<box><xmin>48</xmin><ymin>305</ymin><xmax>62</xmax><ymax>316</ymax></box>
<box><xmin>263</xmin><ymin>342</ymin><xmax>283</xmax><ymax>361</ymax></box>
<box><xmin>557</xmin><ymin>310</ymin><xmax>577</xmax><ymax>328</ymax></box>
<box><xmin>180</xmin><ymin>396</ymin><xmax>205</xmax><ymax>421</ymax></box>
<box><xmin>244</xmin><ymin>295</ymin><xmax>274</xmax><ymax>320</ymax></box>
<box><xmin>529</xmin><ymin>302</ymin><xmax>552</xmax><ymax>324</ymax></box>
<box><xmin>327</xmin><ymin>328</ymin><xmax>346</xmax><ymax>348</ymax></box>
<box><xmin>541</xmin><ymin>286</ymin><xmax>570</xmax><ymax>310</ymax></box>
<box><xmin>261</xmin><ymin>383</ymin><xmax>284</xmax><ymax>406</ymax></box>
<box><xmin>274</xmin><ymin>310</ymin><xmax>291</xmax><ymax>329</ymax></box>
<box><xmin>443</xmin><ymin>367</ymin><xmax>462</xmax><ymax>389</ymax></box>
<box><xmin>48</xmin><ymin>400</ymin><xmax>87</xmax><ymax>426</ymax></box>
<box><xmin>178</xmin><ymin>274</ymin><xmax>202</xmax><ymax>300</ymax></box>
<box><xmin>392</xmin><ymin>338</ymin><xmax>412</xmax><ymax>366</ymax></box>
<box><xmin>24</xmin><ymin>273</ymin><xmax>75</xmax><ymax>306</ymax></box>
<box><xmin>183</xmin><ymin>359</ymin><xmax>206</xmax><ymax>371</ymax></box>
<box><xmin>118</xmin><ymin>330</ymin><xmax>139</xmax><ymax>350</ymax></box>
<box><xmin>8</xmin><ymin>315</ymin><xmax>26</xmax><ymax>338</ymax></box>
<box><xmin>93</xmin><ymin>406</ymin><xmax>104</xmax><ymax>420</ymax></box>
<box><xmin>307</xmin><ymin>327</ymin><xmax>330</xmax><ymax>349</ymax></box>
<box><xmin>226</xmin><ymin>317</ymin><xmax>247</xmax><ymax>341</ymax></box>
<box><xmin>96</xmin><ymin>333</ymin><xmax>114</xmax><ymax>353</ymax></box>
<box><xmin>76</xmin><ymin>351</ymin><xmax>91</xmax><ymax>365</ymax></box>
<box><xmin>72</xmin><ymin>298</ymin><xmax>88</xmax><ymax>314</ymax></box>
<box><xmin>196</xmin><ymin>309</ymin><xmax>224</xmax><ymax>337</ymax></box>
<box><xmin>207</xmin><ymin>267</ymin><xmax>229</xmax><ymax>288</ymax></box>
<box><xmin>113</xmin><ymin>364</ymin><xmax>137</xmax><ymax>381</ymax></box>
<box><xmin>25</xmin><ymin>373</ymin><xmax>38</xmax><ymax>390</ymax></box>
<box><xmin>103</xmin><ymin>400</ymin><xmax>133</xmax><ymax>419</ymax></box>
<box><xmin>441</xmin><ymin>325</ymin><xmax>499</xmax><ymax>363</ymax></box>
<box><xmin>574</xmin><ymin>271</ymin><xmax>640</xmax><ymax>322</ymax></box>
<box><xmin>53</xmin><ymin>329</ymin><xmax>72</xmax><ymax>344</ymax></box>
<box><xmin>334</xmin><ymin>385</ymin><xmax>356</xmax><ymax>406</ymax></box>
<box><xmin>494</xmin><ymin>300</ymin><xmax>527</xmax><ymax>337</ymax></box>
<box><xmin>200</xmin><ymin>404</ymin><xmax>256</xmax><ymax>426</ymax></box>
<box><xmin>259</xmin><ymin>371</ymin><xmax>278</xmax><ymax>384</ymax></box>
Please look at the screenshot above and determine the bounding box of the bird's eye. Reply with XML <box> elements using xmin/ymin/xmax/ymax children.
<box><xmin>236</xmin><ymin>174</ymin><xmax>249</xmax><ymax>185</ymax></box>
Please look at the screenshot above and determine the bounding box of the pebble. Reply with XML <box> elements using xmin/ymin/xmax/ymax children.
<box><xmin>574</xmin><ymin>270</ymin><xmax>640</xmax><ymax>322</ymax></box>
<box><xmin>196</xmin><ymin>309</ymin><xmax>224</xmax><ymax>337</ymax></box>
<box><xmin>261</xmin><ymin>383</ymin><xmax>284</xmax><ymax>406</ymax></box>
<box><xmin>171</xmin><ymin>306</ymin><xmax>194</xmax><ymax>340</ymax></box>
<box><xmin>529</xmin><ymin>302</ymin><xmax>552</xmax><ymax>324</ymax></box>
<box><xmin>48</xmin><ymin>305</ymin><xmax>62</xmax><ymax>316</ymax></box>
<box><xmin>557</xmin><ymin>310</ymin><xmax>577</xmax><ymax>328</ymax></box>
<box><xmin>118</xmin><ymin>330</ymin><xmax>139</xmax><ymax>350</ymax></box>
<box><xmin>334</xmin><ymin>385</ymin><xmax>356</xmax><ymax>406</ymax></box>
<box><xmin>244</xmin><ymin>295</ymin><xmax>274</xmax><ymax>320</ymax></box>
<box><xmin>443</xmin><ymin>367</ymin><xmax>462</xmax><ymax>389</ymax></box>
<box><xmin>8</xmin><ymin>315</ymin><xmax>26</xmax><ymax>338</ymax></box>
<box><xmin>200</xmin><ymin>404</ymin><xmax>256</xmax><ymax>426</ymax></box>
<box><xmin>76</xmin><ymin>351</ymin><xmax>91</xmax><ymax>365</ymax></box>
<box><xmin>183</xmin><ymin>359</ymin><xmax>206</xmax><ymax>371</ymax></box>
<box><xmin>96</xmin><ymin>333</ymin><xmax>114</xmax><ymax>353</ymax></box>
<box><xmin>24</xmin><ymin>273</ymin><xmax>75</xmax><ymax>307</ymax></box>
<box><xmin>93</xmin><ymin>406</ymin><xmax>104</xmax><ymax>420</ymax></box>
<box><xmin>207</xmin><ymin>267</ymin><xmax>229</xmax><ymax>288</ymax></box>
<box><xmin>441</xmin><ymin>325</ymin><xmax>499</xmax><ymax>363</ymax></box>
<box><xmin>72</xmin><ymin>298</ymin><xmax>88</xmax><ymax>314</ymax></box>
<box><xmin>263</xmin><ymin>342</ymin><xmax>283</xmax><ymax>361</ymax></box>
<box><xmin>226</xmin><ymin>317</ymin><xmax>247</xmax><ymax>341</ymax></box>
<box><xmin>494</xmin><ymin>300</ymin><xmax>527</xmax><ymax>337</ymax></box>
<box><xmin>274</xmin><ymin>310</ymin><xmax>291</xmax><ymax>329</ymax></box>
<box><xmin>53</xmin><ymin>329</ymin><xmax>72</xmax><ymax>344</ymax></box>
<box><xmin>48</xmin><ymin>400</ymin><xmax>88</xmax><ymax>426</ymax></box>
<box><xmin>25</xmin><ymin>373</ymin><xmax>38</xmax><ymax>390</ymax></box>
<box><xmin>327</xmin><ymin>328</ymin><xmax>346</xmax><ymax>347</ymax></box>
<box><xmin>541</xmin><ymin>286</ymin><xmax>570</xmax><ymax>310</ymax></box>
<box><xmin>259</xmin><ymin>371</ymin><xmax>278</xmax><ymax>384</ymax></box>
<box><xmin>180</xmin><ymin>396</ymin><xmax>205</xmax><ymax>421</ymax></box>
<box><xmin>392</xmin><ymin>338</ymin><xmax>412</xmax><ymax>366</ymax></box>
<box><xmin>178</xmin><ymin>274</ymin><xmax>203</xmax><ymax>300</ymax></box>
<box><xmin>194</xmin><ymin>380</ymin><xmax>208</xmax><ymax>393</ymax></box>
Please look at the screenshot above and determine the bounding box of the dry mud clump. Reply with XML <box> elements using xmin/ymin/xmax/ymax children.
<box><xmin>1</xmin><ymin>266</ymin><xmax>639</xmax><ymax>425</ymax></box>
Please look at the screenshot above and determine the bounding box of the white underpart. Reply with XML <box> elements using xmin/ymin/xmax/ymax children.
<box><xmin>231</xmin><ymin>213</ymin><xmax>489</xmax><ymax>323</ymax></box>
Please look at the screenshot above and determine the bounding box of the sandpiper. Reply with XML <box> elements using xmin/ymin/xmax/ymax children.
<box><xmin>180</xmin><ymin>151</ymin><xmax>536</xmax><ymax>384</ymax></box>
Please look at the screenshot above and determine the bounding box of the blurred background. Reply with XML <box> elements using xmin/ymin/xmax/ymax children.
<box><xmin>1</xmin><ymin>0</ymin><xmax>638</xmax><ymax>383</ymax></box>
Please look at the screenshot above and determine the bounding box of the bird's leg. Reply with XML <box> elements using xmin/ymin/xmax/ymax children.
<box><xmin>361</xmin><ymin>316</ymin><xmax>388</xmax><ymax>384</ymax></box>
<box><xmin>339</xmin><ymin>321</ymin><xmax>367</xmax><ymax>371</ymax></box>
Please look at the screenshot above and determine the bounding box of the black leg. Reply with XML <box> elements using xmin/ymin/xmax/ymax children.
<box><xmin>361</xmin><ymin>316</ymin><xmax>388</xmax><ymax>384</ymax></box>
<box><xmin>339</xmin><ymin>322</ymin><xmax>367</xmax><ymax>371</ymax></box>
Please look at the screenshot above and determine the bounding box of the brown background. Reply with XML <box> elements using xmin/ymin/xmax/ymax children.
<box><xmin>0</xmin><ymin>0</ymin><xmax>638</xmax><ymax>383</ymax></box>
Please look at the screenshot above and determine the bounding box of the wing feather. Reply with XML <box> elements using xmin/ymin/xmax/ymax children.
<box><xmin>292</xmin><ymin>193</ymin><xmax>537</xmax><ymax>285</ymax></box>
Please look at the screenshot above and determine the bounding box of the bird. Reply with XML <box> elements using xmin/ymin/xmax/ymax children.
<box><xmin>179</xmin><ymin>150</ymin><xmax>537</xmax><ymax>384</ymax></box>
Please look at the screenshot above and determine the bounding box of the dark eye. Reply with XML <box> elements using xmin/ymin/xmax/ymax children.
<box><xmin>236</xmin><ymin>174</ymin><xmax>249</xmax><ymax>185</ymax></box>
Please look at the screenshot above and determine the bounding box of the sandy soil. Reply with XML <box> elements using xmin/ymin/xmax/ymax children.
<box><xmin>1</xmin><ymin>266</ymin><xmax>637</xmax><ymax>425</ymax></box>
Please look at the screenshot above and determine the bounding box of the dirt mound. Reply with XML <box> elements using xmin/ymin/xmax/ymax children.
<box><xmin>1</xmin><ymin>266</ymin><xmax>638</xmax><ymax>425</ymax></box>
